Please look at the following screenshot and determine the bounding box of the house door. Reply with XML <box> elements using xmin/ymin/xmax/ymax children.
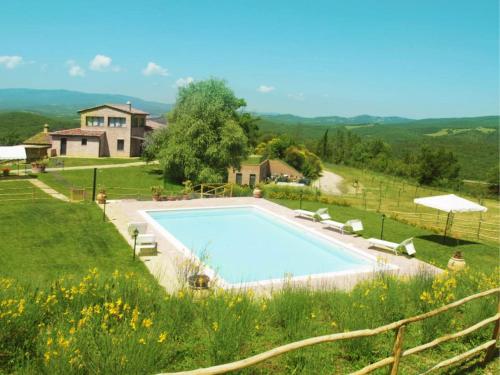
<box><xmin>249</xmin><ymin>174</ymin><xmax>256</xmax><ymax>187</ymax></box>
<box><xmin>60</xmin><ymin>138</ymin><xmax>67</xmax><ymax>156</ymax></box>
<box><xmin>235</xmin><ymin>173</ymin><xmax>242</xmax><ymax>185</ymax></box>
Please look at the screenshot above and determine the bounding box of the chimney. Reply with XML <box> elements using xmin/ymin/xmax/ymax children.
<box><xmin>43</xmin><ymin>124</ymin><xmax>49</xmax><ymax>133</ymax></box>
<box><xmin>126</xmin><ymin>101</ymin><xmax>132</xmax><ymax>112</ymax></box>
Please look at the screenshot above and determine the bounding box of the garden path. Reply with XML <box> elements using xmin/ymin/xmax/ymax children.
<box><xmin>29</xmin><ymin>179</ymin><xmax>70</xmax><ymax>202</ymax></box>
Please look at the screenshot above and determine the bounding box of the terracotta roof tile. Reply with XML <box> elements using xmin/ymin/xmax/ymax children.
<box><xmin>78</xmin><ymin>104</ymin><xmax>149</xmax><ymax>115</ymax></box>
<box><xmin>49</xmin><ymin>128</ymin><xmax>105</xmax><ymax>137</ymax></box>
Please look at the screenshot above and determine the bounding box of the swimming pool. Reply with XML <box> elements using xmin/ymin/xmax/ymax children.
<box><xmin>144</xmin><ymin>206</ymin><xmax>377</xmax><ymax>287</ymax></box>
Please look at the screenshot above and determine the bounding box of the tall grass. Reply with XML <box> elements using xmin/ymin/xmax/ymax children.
<box><xmin>0</xmin><ymin>268</ymin><xmax>497</xmax><ymax>374</ymax></box>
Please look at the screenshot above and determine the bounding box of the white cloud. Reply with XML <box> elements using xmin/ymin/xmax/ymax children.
<box><xmin>0</xmin><ymin>55</ymin><xmax>23</xmax><ymax>69</ymax></box>
<box><xmin>66</xmin><ymin>60</ymin><xmax>85</xmax><ymax>77</ymax></box>
<box><xmin>174</xmin><ymin>76</ymin><xmax>194</xmax><ymax>88</ymax></box>
<box><xmin>257</xmin><ymin>85</ymin><xmax>275</xmax><ymax>93</ymax></box>
<box><xmin>142</xmin><ymin>62</ymin><xmax>169</xmax><ymax>76</ymax></box>
<box><xmin>288</xmin><ymin>92</ymin><xmax>305</xmax><ymax>101</ymax></box>
<box><xmin>89</xmin><ymin>54</ymin><xmax>120</xmax><ymax>71</ymax></box>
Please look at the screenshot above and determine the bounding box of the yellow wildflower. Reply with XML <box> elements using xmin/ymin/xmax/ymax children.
<box><xmin>142</xmin><ymin>318</ymin><xmax>153</xmax><ymax>328</ymax></box>
<box><xmin>138</xmin><ymin>338</ymin><xmax>146</xmax><ymax>345</ymax></box>
<box><xmin>158</xmin><ymin>332</ymin><xmax>168</xmax><ymax>343</ymax></box>
<box><xmin>212</xmin><ymin>321</ymin><xmax>219</xmax><ymax>332</ymax></box>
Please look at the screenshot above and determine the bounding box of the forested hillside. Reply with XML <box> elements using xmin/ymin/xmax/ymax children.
<box><xmin>258</xmin><ymin>115</ymin><xmax>499</xmax><ymax>181</ymax></box>
<box><xmin>0</xmin><ymin>112</ymin><xmax>78</xmax><ymax>145</ymax></box>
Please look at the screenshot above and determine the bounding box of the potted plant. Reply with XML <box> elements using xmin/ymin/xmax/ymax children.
<box><xmin>31</xmin><ymin>160</ymin><xmax>48</xmax><ymax>173</ymax></box>
<box><xmin>96</xmin><ymin>189</ymin><xmax>107</xmax><ymax>204</ymax></box>
<box><xmin>2</xmin><ymin>167</ymin><xmax>10</xmax><ymax>177</ymax></box>
<box><xmin>151</xmin><ymin>186</ymin><xmax>163</xmax><ymax>201</ymax></box>
<box><xmin>447</xmin><ymin>251</ymin><xmax>466</xmax><ymax>271</ymax></box>
<box><xmin>253</xmin><ymin>185</ymin><xmax>263</xmax><ymax>198</ymax></box>
<box><xmin>188</xmin><ymin>274</ymin><xmax>210</xmax><ymax>289</ymax></box>
<box><xmin>182</xmin><ymin>180</ymin><xmax>193</xmax><ymax>200</ymax></box>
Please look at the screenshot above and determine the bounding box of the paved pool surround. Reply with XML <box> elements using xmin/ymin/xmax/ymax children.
<box><xmin>103</xmin><ymin>197</ymin><xmax>442</xmax><ymax>293</ymax></box>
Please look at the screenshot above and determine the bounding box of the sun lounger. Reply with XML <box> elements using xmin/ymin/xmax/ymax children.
<box><xmin>294</xmin><ymin>208</ymin><xmax>331</xmax><ymax>221</ymax></box>
<box><xmin>367</xmin><ymin>237</ymin><xmax>416</xmax><ymax>256</ymax></box>
<box><xmin>322</xmin><ymin>219</ymin><xmax>363</xmax><ymax>234</ymax></box>
<box><xmin>136</xmin><ymin>233</ymin><xmax>158</xmax><ymax>256</ymax></box>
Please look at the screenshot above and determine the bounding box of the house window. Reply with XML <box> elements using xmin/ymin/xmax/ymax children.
<box><xmin>108</xmin><ymin>117</ymin><xmax>126</xmax><ymax>128</ymax></box>
<box><xmin>117</xmin><ymin>139</ymin><xmax>125</xmax><ymax>151</ymax></box>
<box><xmin>235</xmin><ymin>173</ymin><xmax>242</xmax><ymax>185</ymax></box>
<box><xmin>81</xmin><ymin>138</ymin><xmax>87</xmax><ymax>146</ymax></box>
<box><xmin>86</xmin><ymin>116</ymin><xmax>104</xmax><ymax>127</ymax></box>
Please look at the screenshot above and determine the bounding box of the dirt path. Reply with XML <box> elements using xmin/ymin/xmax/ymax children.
<box><xmin>312</xmin><ymin>170</ymin><xmax>345</xmax><ymax>195</ymax></box>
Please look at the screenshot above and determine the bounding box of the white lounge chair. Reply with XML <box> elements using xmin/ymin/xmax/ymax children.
<box><xmin>322</xmin><ymin>219</ymin><xmax>364</xmax><ymax>235</ymax></box>
<box><xmin>294</xmin><ymin>208</ymin><xmax>331</xmax><ymax>221</ymax></box>
<box><xmin>368</xmin><ymin>237</ymin><xmax>416</xmax><ymax>256</ymax></box>
<box><xmin>136</xmin><ymin>233</ymin><xmax>158</xmax><ymax>256</ymax></box>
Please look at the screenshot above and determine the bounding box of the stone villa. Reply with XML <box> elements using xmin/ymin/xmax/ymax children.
<box><xmin>46</xmin><ymin>103</ymin><xmax>151</xmax><ymax>158</ymax></box>
<box><xmin>228</xmin><ymin>156</ymin><xmax>303</xmax><ymax>186</ymax></box>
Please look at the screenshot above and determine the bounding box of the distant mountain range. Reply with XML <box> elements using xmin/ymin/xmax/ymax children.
<box><xmin>0</xmin><ymin>88</ymin><xmax>172</xmax><ymax>117</ymax></box>
<box><xmin>257</xmin><ymin>113</ymin><xmax>415</xmax><ymax>125</ymax></box>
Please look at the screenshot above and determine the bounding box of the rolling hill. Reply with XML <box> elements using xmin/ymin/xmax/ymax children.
<box><xmin>0</xmin><ymin>112</ymin><xmax>78</xmax><ymax>145</ymax></box>
<box><xmin>257</xmin><ymin>115</ymin><xmax>499</xmax><ymax>181</ymax></box>
<box><xmin>0</xmin><ymin>88</ymin><xmax>171</xmax><ymax>117</ymax></box>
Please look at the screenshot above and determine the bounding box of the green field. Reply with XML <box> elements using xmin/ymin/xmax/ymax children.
<box><xmin>0</xmin><ymin>181</ymin><xmax>151</xmax><ymax>284</ymax></box>
<box><xmin>47</xmin><ymin>157</ymin><xmax>142</xmax><ymax>168</ymax></box>
<box><xmin>1</xmin><ymin>179</ymin><xmax>498</xmax><ymax>374</ymax></box>
<box><xmin>322</xmin><ymin>163</ymin><xmax>500</xmax><ymax>245</ymax></box>
<box><xmin>37</xmin><ymin>165</ymin><xmax>182</xmax><ymax>199</ymax></box>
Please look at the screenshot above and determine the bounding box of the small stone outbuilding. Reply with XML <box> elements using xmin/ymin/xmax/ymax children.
<box><xmin>228</xmin><ymin>156</ymin><xmax>303</xmax><ymax>186</ymax></box>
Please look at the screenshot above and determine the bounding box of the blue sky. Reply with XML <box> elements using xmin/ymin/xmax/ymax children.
<box><xmin>0</xmin><ymin>0</ymin><xmax>498</xmax><ymax>118</ymax></box>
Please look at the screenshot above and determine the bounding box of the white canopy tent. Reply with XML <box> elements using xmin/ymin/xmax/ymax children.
<box><xmin>414</xmin><ymin>194</ymin><xmax>487</xmax><ymax>241</ymax></box>
<box><xmin>0</xmin><ymin>145</ymin><xmax>27</xmax><ymax>161</ymax></box>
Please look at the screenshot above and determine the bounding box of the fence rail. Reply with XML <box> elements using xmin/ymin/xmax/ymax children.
<box><xmin>159</xmin><ymin>288</ymin><xmax>499</xmax><ymax>375</ymax></box>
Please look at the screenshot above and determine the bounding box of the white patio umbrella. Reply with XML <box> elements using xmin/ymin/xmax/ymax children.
<box><xmin>414</xmin><ymin>194</ymin><xmax>487</xmax><ymax>241</ymax></box>
<box><xmin>0</xmin><ymin>145</ymin><xmax>26</xmax><ymax>161</ymax></box>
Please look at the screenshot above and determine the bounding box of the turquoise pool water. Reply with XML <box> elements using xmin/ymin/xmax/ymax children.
<box><xmin>147</xmin><ymin>206</ymin><xmax>374</xmax><ymax>285</ymax></box>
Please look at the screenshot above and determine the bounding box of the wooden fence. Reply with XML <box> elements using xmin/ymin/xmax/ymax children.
<box><xmin>0</xmin><ymin>184</ymin><xmax>52</xmax><ymax>202</ymax></box>
<box><xmin>194</xmin><ymin>183</ymin><xmax>233</xmax><ymax>199</ymax></box>
<box><xmin>159</xmin><ymin>288</ymin><xmax>499</xmax><ymax>375</ymax></box>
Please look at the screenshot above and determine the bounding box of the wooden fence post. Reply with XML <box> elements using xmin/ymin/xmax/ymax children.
<box><xmin>32</xmin><ymin>186</ymin><xmax>35</xmax><ymax>201</ymax></box>
<box><xmin>200</xmin><ymin>184</ymin><xmax>204</xmax><ymax>199</ymax></box>
<box><xmin>477</xmin><ymin>220</ymin><xmax>482</xmax><ymax>240</ymax></box>
<box><xmin>397</xmin><ymin>189</ymin><xmax>401</xmax><ymax>208</ymax></box>
<box><xmin>483</xmin><ymin>299</ymin><xmax>500</xmax><ymax>364</ymax></box>
<box><xmin>230</xmin><ymin>184</ymin><xmax>233</xmax><ymax>198</ymax></box>
<box><xmin>389</xmin><ymin>325</ymin><xmax>406</xmax><ymax>375</ymax></box>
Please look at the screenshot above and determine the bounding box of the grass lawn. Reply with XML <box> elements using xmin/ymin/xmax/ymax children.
<box><xmin>0</xmin><ymin>181</ymin><xmax>498</xmax><ymax>374</ymax></box>
<box><xmin>0</xmin><ymin>180</ymin><xmax>153</xmax><ymax>285</ymax></box>
<box><xmin>47</xmin><ymin>157</ymin><xmax>142</xmax><ymax>168</ymax></box>
<box><xmin>37</xmin><ymin>165</ymin><xmax>182</xmax><ymax>200</ymax></box>
<box><xmin>323</xmin><ymin>163</ymin><xmax>500</xmax><ymax>244</ymax></box>
<box><xmin>272</xmin><ymin>198</ymin><xmax>499</xmax><ymax>274</ymax></box>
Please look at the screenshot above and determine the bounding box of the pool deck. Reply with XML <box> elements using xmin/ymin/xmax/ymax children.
<box><xmin>103</xmin><ymin>197</ymin><xmax>442</xmax><ymax>293</ymax></box>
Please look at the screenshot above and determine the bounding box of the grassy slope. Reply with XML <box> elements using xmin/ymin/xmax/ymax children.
<box><xmin>322</xmin><ymin>163</ymin><xmax>500</xmax><ymax>244</ymax></box>
<box><xmin>37</xmin><ymin>165</ymin><xmax>182</xmax><ymax>199</ymax></box>
<box><xmin>273</xmin><ymin>199</ymin><xmax>498</xmax><ymax>274</ymax></box>
<box><xmin>0</xmin><ymin>111</ymin><xmax>78</xmax><ymax>144</ymax></box>
<box><xmin>258</xmin><ymin>116</ymin><xmax>499</xmax><ymax>180</ymax></box>
<box><xmin>0</xmin><ymin>181</ymin><xmax>153</xmax><ymax>285</ymax></box>
<box><xmin>47</xmin><ymin>157</ymin><xmax>142</xmax><ymax>167</ymax></box>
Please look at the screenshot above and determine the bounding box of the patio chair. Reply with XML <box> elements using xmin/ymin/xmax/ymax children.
<box><xmin>135</xmin><ymin>233</ymin><xmax>158</xmax><ymax>256</ymax></box>
<box><xmin>322</xmin><ymin>219</ymin><xmax>364</xmax><ymax>235</ymax></box>
<box><xmin>367</xmin><ymin>237</ymin><xmax>416</xmax><ymax>256</ymax></box>
<box><xmin>294</xmin><ymin>208</ymin><xmax>331</xmax><ymax>221</ymax></box>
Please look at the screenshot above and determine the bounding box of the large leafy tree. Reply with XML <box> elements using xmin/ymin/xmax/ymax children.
<box><xmin>149</xmin><ymin>79</ymin><xmax>251</xmax><ymax>183</ymax></box>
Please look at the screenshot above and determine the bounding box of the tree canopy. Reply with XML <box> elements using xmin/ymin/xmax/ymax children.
<box><xmin>143</xmin><ymin>79</ymin><xmax>255</xmax><ymax>183</ymax></box>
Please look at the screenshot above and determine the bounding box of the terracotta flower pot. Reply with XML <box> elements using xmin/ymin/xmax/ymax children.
<box><xmin>96</xmin><ymin>191</ymin><xmax>107</xmax><ymax>204</ymax></box>
<box><xmin>253</xmin><ymin>188</ymin><xmax>262</xmax><ymax>198</ymax></box>
<box><xmin>447</xmin><ymin>251</ymin><xmax>466</xmax><ymax>271</ymax></box>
